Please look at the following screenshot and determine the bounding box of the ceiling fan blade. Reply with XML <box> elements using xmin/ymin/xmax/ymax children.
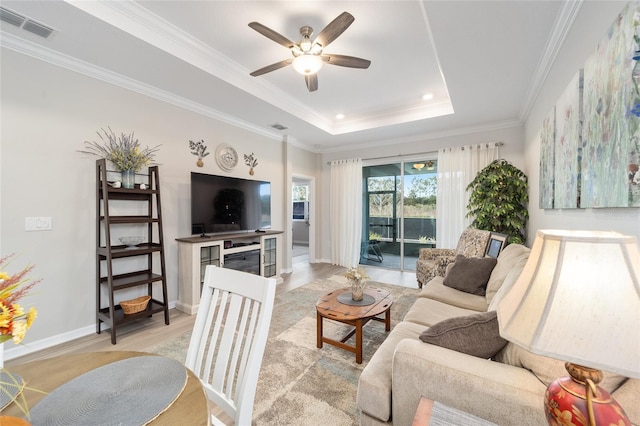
<box><xmin>305</xmin><ymin>74</ymin><xmax>318</xmax><ymax>92</ymax></box>
<box><xmin>250</xmin><ymin>59</ymin><xmax>293</xmax><ymax>76</ymax></box>
<box><xmin>314</xmin><ymin>12</ymin><xmax>354</xmax><ymax>48</ymax></box>
<box><xmin>248</xmin><ymin>22</ymin><xmax>295</xmax><ymax>49</ymax></box>
<box><xmin>322</xmin><ymin>54</ymin><xmax>371</xmax><ymax>69</ymax></box>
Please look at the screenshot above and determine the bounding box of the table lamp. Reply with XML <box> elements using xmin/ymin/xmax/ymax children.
<box><xmin>497</xmin><ymin>230</ymin><xmax>640</xmax><ymax>426</ymax></box>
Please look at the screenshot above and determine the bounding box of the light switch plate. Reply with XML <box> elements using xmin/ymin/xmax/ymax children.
<box><xmin>25</xmin><ymin>216</ymin><xmax>52</xmax><ymax>231</ymax></box>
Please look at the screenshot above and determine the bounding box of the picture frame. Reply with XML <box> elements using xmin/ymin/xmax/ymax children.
<box><xmin>485</xmin><ymin>232</ymin><xmax>508</xmax><ymax>258</ymax></box>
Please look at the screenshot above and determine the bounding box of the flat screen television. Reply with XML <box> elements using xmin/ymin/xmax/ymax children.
<box><xmin>191</xmin><ymin>172</ymin><xmax>271</xmax><ymax>235</ymax></box>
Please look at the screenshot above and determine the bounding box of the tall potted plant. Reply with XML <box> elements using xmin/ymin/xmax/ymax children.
<box><xmin>466</xmin><ymin>159</ymin><xmax>529</xmax><ymax>244</ymax></box>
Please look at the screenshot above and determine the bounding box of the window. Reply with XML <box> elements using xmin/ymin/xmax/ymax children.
<box><xmin>293</xmin><ymin>201</ymin><xmax>308</xmax><ymax>220</ymax></box>
<box><xmin>292</xmin><ymin>185</ymin><xmax>309</xmax><ymax>220</ymax></box>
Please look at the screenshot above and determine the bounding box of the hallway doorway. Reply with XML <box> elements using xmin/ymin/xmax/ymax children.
<box><xmin>291</xmin><ymin>175</ymin><xmax>314</xmax><ymax>268</ymax></box>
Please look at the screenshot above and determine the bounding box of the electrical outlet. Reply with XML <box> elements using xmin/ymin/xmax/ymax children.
<box><xmin>25</xmin><ymin>216</ymin><xmax>52</xmax><ymax>231</ymax></box>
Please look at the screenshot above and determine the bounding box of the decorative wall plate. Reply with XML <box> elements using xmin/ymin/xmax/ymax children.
<box><xmin>215</xmin><ymin>144</ymin><xmax>238</xmax><ymax>171</ymax></box>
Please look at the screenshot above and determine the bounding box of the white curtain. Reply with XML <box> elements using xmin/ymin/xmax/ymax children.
<box><xmin>436</xmin><ymin>144</ymin><xmax>500</xmax><ymax>248</ymax></box>
<box><xmin>330</xmin><ymin>158</ymin><xmax>363</xmax><ymax>267</ymax></box>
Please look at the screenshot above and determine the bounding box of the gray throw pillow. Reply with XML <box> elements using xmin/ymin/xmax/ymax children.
<box><xmin>443</xmin><ymin>255</ymin><xmax>497</xmax><ymax>295</ymax></box>
<box><xmin>419</xmin><ymin>311</ymin><xmax>508</xmax><ymax>358</ymax></box>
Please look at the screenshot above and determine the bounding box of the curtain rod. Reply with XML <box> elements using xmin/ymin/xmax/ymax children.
<box><xmin>326</xmin><ymin>142</ymin><xmax>504</xmax><ymax>165</ymax></box>
<box><xmin>327</xmin><ymin>154</ymin><xmax>400</xmax><ymax>166</ymax></box>
<box><xmin>450</xmin><ymin>142</ymin><xmax>504</xmax><ymax>151</ymax></box>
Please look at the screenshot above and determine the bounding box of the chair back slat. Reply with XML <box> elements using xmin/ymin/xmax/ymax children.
<box><xmin>211</xmin><ymin>292</ymin><xmax>242</xmax><ymax>392</ymax></box>
<box><xmin>200</xmin><ymin>288</ymin><xmax>227</xmax><ymax>378</ymax></box>
<box><xmin>236</xmin><ymin>300</ymin><xmax>259</xmax><ymax>396</ymax></box>
<box><xmin>185</xmin><ymin>265</ymin><xmax>276</xmax><ymax>426</ymax></box>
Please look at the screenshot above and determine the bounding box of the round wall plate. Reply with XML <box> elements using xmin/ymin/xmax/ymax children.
<box><xmin>215</xmin><ymin>144</ymin><xmax>238</xmax><ymax>171</ymax></box>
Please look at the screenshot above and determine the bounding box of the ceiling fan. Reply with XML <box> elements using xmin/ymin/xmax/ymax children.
<box><xmin>248</xmin><ymin>12</ymin><xmax>371</xmax><ymax>92</ymax></box>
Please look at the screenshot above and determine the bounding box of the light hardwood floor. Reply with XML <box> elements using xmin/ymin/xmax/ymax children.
<box><xmin>6</xmin><ymin>257</ymin><xmax>417</xmax><ymax>368</ymax></box>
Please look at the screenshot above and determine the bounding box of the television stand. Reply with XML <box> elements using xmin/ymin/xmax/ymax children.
<box><xmin>175</xmin><ymin>230</ymin><xmax>283</xmax><ymax>315</ymax></box>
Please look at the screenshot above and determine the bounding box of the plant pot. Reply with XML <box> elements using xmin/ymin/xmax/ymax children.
<box><xmin>121</xmin><ymin>170</ymin><xmax>135</xmax><ymax>189</ymax></box>
<box><xmin>197</xmin><ymin>159</ymin><xmax>204</xmax><ymax>167</ymax></box>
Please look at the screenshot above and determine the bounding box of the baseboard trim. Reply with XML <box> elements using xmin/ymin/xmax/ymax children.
<box><xmin>4</xmin><ymin>300</ymin><xmax>177</xmax><ymax>361</ymax></box>
<box><xmin>4</xmin><ymin>324</ymin><xmax>96</xmax><ymax>361</ymax></box>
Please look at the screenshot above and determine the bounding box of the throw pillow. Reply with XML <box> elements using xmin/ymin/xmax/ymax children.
<box><xmin>419</xmin><ymin>311</ymin><xmax>508</xmax><ymax>358</ymax></box>
<box><xmin>443</xmin><ymin>255</ymin><xmax>497</xmax><ymax>296</ymax></box>
<box><xmin>494</xmin><ymin>344</ymin><xmax>627</xmax><ymax>392</ymax></box>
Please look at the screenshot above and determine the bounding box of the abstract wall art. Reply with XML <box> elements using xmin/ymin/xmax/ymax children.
<box><xmin>581</xmin><ymin>2</ymin><xmax>640</xmax><ymax>208</ymax></box>
<box><xmin>539</xmin><ymin>2</ymin><xmax>640</xmax><ymax>209</ymax></box>
<box><xmin>539</xmin><ymin>106</ymin><xmax>555</xmax><ymax>209</ymax></box>
<box><xmin>554</xmin><ymin>70</ymin><xmax>582</xmax><ymax>209</ymax></box>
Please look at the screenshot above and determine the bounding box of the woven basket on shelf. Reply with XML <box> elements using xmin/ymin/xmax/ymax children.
<box><xmin>120</xmin><ymin>295</ymin><xmax>151</xmax><ymax>314</ymax></box>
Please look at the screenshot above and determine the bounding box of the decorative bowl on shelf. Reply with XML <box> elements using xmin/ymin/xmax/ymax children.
<box><xmin>119</xmin><ymin>236</ymin><xmax>145</xmax><ymax>248</ymax></box>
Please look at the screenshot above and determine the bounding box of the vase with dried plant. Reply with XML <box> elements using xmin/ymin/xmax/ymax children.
<box><xmin>79</xmin><ymin>127</ymin><xmax>160</xmax><ymax>188</ymax></box>
<box><xmin>344</xmin><ymin>266</ymin><xmax>369</xmax><ymax>301</ymax></box>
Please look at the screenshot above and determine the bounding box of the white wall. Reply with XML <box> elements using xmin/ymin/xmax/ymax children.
<box><xmin>1</xmin><ymin>49</ymin><xmax>286</xmax><ymax>357</ymax></box>
<box><xmin>524</xmin><ymin>1</ymin><xmax>640</xmax><ymax>243</ymax></box>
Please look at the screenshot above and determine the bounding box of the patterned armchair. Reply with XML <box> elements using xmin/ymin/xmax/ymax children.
<box><xmin>416</xmin><ymin>228</ymin><xmax>491</xmax><ymax>288</ymax></box>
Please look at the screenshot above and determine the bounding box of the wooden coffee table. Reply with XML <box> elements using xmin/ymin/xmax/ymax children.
<box><xmin>316</xmin><ymin>287</ymin><xmax>393</xmax><ymax>364</ymax></box>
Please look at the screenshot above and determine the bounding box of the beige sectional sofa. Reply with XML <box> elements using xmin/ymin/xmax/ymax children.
<box><xmin>357</xmin><ymin>243</ymin><xmax>640</xmax><ymax>425</ymax></box>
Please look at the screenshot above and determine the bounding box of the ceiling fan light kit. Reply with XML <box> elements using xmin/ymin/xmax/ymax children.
<box><xmin>292</xmin><ymin>55</ymin><xmax>323</xmax><ymax>75</ymax></box>
<box><xmin>248</xmin><ymin>11</ymin><xmax>371</xmax><ymax>92</ymax></box>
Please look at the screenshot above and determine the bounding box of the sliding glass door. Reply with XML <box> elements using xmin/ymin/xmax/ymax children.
<box><xmin>361</xmin><ymin>160</ymin><xmax>437</xmax><ymax>271</ymax></box>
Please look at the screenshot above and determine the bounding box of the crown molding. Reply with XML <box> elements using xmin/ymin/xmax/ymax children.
<box><xmin>64</xmin><ymin>0</ymin><xmax>336</xmax><ymax>133</ymax></box>
<box><xmin>63</xmin><ymin>0</ymin><xmax>452</xmax><ymax>136</ymax></box>
<box><xmin>519</xmin><ymin>0</ymin><xmax>583</xmax><ymax>122</ymax></box>
<box><xmin>0</xmin><ymin>30</ymin><xmax>288</xmax><ymax>143</ymax></box>
<box><xmin>317</xmin><ymin>118</ymin><xmax>522</xmax><ymax>154</ymax></box>
<box><xmin>0</xmin><ymin>30</ymin><xmax>522</xmax><ymax>155</ymax></box>
<box><xmin>333</xmin><ymin>99</ymin><xmax>455</xmax><ymax>134</ymax></box>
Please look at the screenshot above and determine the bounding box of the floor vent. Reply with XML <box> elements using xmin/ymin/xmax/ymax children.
<box><xmin>0</xmin><ymin>6</ymin><xmax>55</xmax><ymax>39</ymax></box>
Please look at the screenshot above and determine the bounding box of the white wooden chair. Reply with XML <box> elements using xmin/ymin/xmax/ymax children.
<box><xmin>185</xmin><ymin>266</ymin><xmax>276</xmax><ymax>426</ymax></box>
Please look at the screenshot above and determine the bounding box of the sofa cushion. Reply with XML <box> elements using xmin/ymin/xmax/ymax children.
<box><xmin>419</xmin><ymin>277</ymin><xmax>489</xmax><ymax>311</ymax></box>
<box><xmin>443</xmin><ymin>255</ymin><xmax>497</xmax><ymax>296</ymax></box>
<box><xmin>485</xmin><ymin>244</ymin><xmax>531</xmax><ymax>306</ymax></box>
<box><xmin>488</xmin><ymin>266</ymin><xmax>525</xmax><ymax>312</ymax></box>
<box><xmin>404</xmin><ymin>296</ymin><xmax>480</xmax><ymax>327</ymax></box>
<box><xmin>357</xmin><ymin>321</ymin><xmax>426</xmax><ymax>422</ymax></box>
<box><xmin>419</xmin><ymin>311</ymin><xmax>508</xmax><ymax>358</ymax></box>
<box><xmin>611</xmin><ymin>378</ymin><xmax>640</xmax><ymax>425</ymax></box>
<box><xmin>494</xmin><ymin>343</ymin><xmax>627</xmax><ymax>393</ymax></box>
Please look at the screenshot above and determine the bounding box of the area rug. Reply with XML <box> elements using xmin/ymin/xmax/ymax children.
<box><xmin>150</xmin><ymin>274</ymin><xmax>421</xmax><ymax>426</ymax></box>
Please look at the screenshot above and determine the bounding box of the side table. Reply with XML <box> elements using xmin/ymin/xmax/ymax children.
<box><xmin>412</xmin><ymin>397</ymin><xmax>497</xmax><ymax>426</ymax></box>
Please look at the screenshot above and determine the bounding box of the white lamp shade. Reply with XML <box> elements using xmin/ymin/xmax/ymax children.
<box><xmin>292</xmin><ymin>54</ymin><xmax>323</xmax><ymax>75</ymax></box>
<box><xmin>497</xmin><ymin>230</ymin><xmax>640</xmax><ymax>378</ymax></box>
